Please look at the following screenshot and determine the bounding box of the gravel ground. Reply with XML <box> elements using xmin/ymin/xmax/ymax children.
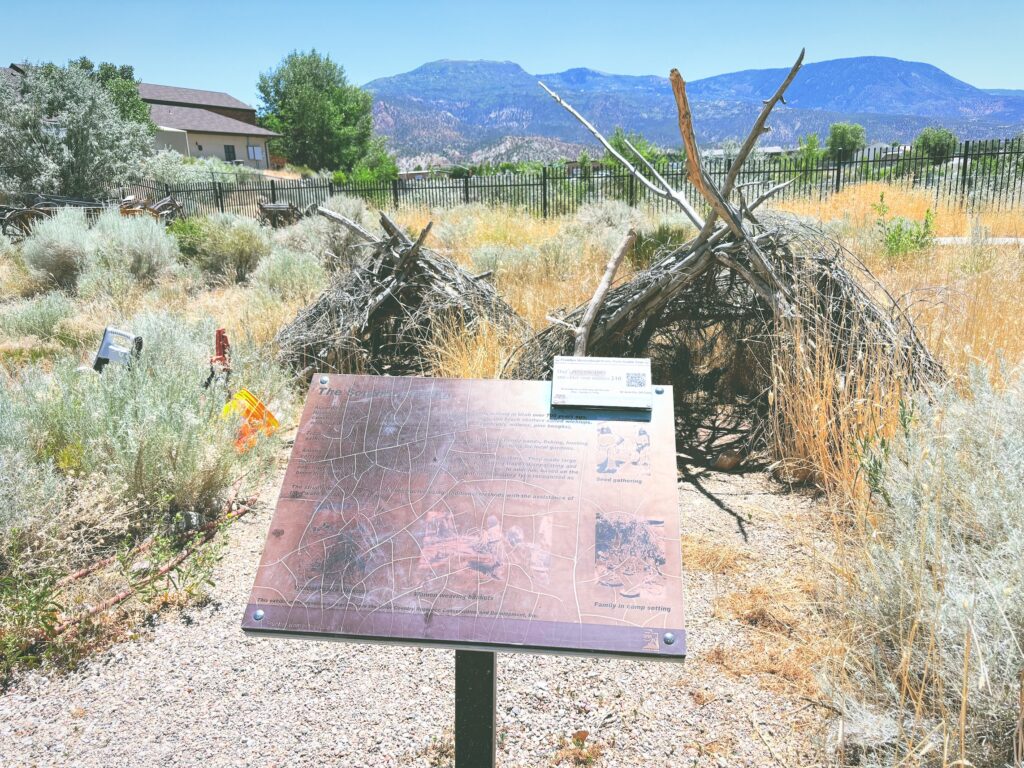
<box><xmin>0</xmin><ymin>462</ymin><xmax>838</xmax><ymax>767</ymax></box>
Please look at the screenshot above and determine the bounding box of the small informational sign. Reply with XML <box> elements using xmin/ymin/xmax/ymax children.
<box><xmin>242</xmin><ymin>374</ymin><xmax>685</xmax><ymax>660</ymax></box>
<box><xmin>550</xmin><ymin>356</ymin><xmax>653</xmax><ymax>412</ymax></box>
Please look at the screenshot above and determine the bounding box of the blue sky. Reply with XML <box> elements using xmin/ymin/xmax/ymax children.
<box><xmin>4</xmin><ymin>0</ymin><xmax>1022</xmax><ymax>106</ymax></box>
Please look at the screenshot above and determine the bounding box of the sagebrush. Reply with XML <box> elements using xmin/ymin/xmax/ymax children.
<box><xmin>839</xmin><ymin>371</ymin><xmax>1024</xmax><ymax>766</ymax></box>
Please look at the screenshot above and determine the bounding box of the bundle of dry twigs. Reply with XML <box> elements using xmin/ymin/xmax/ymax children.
<box><xmin>276</xmin><ymin>209</ymin><xmax>525</xmax><ymax>379</ymax></box>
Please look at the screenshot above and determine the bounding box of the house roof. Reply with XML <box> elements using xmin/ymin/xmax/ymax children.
<box><xmin>150</xmin><ymin>104</ymin><xmax>279</xmax><ymax>137</ymax></box>
<box><xmin>138</xmin><ymin>82</ymin><xmax>253</xmax><ymax>111</ymax></box>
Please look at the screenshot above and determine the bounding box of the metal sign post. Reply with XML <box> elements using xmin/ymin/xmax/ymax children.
<box><xmin>454</xmin><ymin>650</ymin><xmax>496</xmax><ymax>768</ymax></box>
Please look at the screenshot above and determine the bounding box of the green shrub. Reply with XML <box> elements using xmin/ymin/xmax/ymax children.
<box><xmin>89</xmin><ymin>210</ymin><xmax>179</xmax><ymax>282</ymax></box>
<box><xmin>0</xmin><ymin>422</ymin><xmax>65</xmax><ymax>539</ymax></box>
<box><xmin>0</xmin><ymin>311</ymin><xmax>294</xmax><ymax>680</ymax></box>
<box><xmin>571</xmin><ymin>200</ymin><xmax>644</xmax><ymax>234</ymax></box>
<box><xmin>286</xmin><ymin>163</ymin><xmax>317</xmax><ymax>179</ymax></box>
<box><xmin>176</xmin><ymin>214</ymin><xmax>271</xmax><ymax>282</ymax></box>
<box><xmin>75</xmin><ymin>211</ymin><xmax>181</xmax><ymax>301</ymax></box>
<box><xmin>844</xmin><ymin>371</ymin><xmax>1024</xmax><ymax>765</ymax></box>
<box><xmin>138</xmin><ymin>150</ymin><xmax>258</xmax><ymax>185</ymax></box>
<box><xmin>167</xmin><ymin>216</ymin><xmax>205</xmax><ymax>260</ymax></box>
<box><xmin>873</xmin><ymin>194</ymin><xmax>934</xmax><ymax>259</ymax></box>
<box><xmin>568</xmin><ymin>201</ymin><xmax>649</xmax><ymax>262</ymax></box>
<box><xmin>7</xmin><ymin>313</ymin><xmax>291</xmax><ymax>525</ymax></box>
<box><xmin>20</xmin><ymin>208</ymin><xmax>92</xmax><ymax>288</ymax></box>
<box><xmin>633</xmin><ymin>221</ymin><xmax>691</xmax><ymax>270</ymax></box>
<box><xmin>0</xmin><ymin>291</ymin><xmax>74</xmax><ymax>340</ymax></box>
<box><xmin>252</xmin><ymin>248</ymin><xmax>328</xmax><ymax>302</ymax></box>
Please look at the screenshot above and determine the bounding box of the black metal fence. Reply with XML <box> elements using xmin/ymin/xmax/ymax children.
<box><xmin>118</xmin><ymin>137</ymin><xmax>1024</xmax><ymax>219</ymax></box>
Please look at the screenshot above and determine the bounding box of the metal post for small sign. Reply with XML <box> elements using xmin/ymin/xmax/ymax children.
<box><xmin>455</xmin><ymin>650</ymin><xmax>496</xmax><ymax>768</ymax></box>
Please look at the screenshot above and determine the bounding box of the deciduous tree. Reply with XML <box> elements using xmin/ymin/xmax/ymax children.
<box><xmin>69</xmin><ymin>57</ymin><xmax>154</xmax><ymax>127</ymax></box>
<box><xmin>826</xmin><ymin>122</ymin><xmax>866</xmax><ymax>162</ymax></box>
<box><xmin>257</xmin><ymin>50</ymin><xmax>373</xmax><ymax>172</ymax></box>
<box><xmin>913</xmin><ymin>127</ymin><xmax>958</xmax><ymax>164</ymax></box>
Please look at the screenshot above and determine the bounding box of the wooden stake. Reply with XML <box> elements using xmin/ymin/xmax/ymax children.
<box><xmin>669</xmin><ymin>69</ymin><xmax>706</xmax><ymax>199</ymax></box>
<box><xmin>575</xmin><ymin>229</ymin><xmax>636</xmax><ymax>356</ymax></box>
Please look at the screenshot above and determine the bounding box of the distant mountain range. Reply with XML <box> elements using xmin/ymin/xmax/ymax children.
<box><xmin>364</xmin><ymin>57</ymin><xmax>1024</xmax><ymax>166</ymax></box>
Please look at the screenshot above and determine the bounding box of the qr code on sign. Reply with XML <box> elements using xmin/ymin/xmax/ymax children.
<box><xmin>626</xmin><ymin>372</ymin><xmax>647</xmax><ymax>388</ymax></box>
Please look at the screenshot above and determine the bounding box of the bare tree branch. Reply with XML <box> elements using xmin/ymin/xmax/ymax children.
<box><xmin>575</xmin><ymin>229</ymin><xmax>636</xmax><ymax>355</ymax></box>
<box><xmin>669</xmin><ymin>69</ymin><xmax>707</xmax><ymax>199</ymax></box>
<box><xmin>317</xmin><ymin>207</ymin><xmax>377</xmax><ymax>243</ymax></box>
<box><xmin>538</xmin><ymin>80</ymin><xmax>706</xmax><ymax>229</ymax></box>
<box><xmin>621</xmin><ymin>138</ymin><xmax>705</xmax><ymax>228</ymax></box>
<box><xmin>721</xmin><ymin>49</ymin><xmax>805</xmax><ymax>199</ymax></box>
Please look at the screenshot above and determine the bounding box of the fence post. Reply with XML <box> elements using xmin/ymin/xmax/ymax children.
<box><xmin>270</xmin><ymin>179</ymin><xmax>276</xmax><ymax>203</ymax></box>
<box><xmin>216</xmin><ymin>182</ymin><xmax>225</xmax><ymax>213</ymax></box>
<box><xmin>959</xmin><ymin>140</ymin><xmax>971</xmax><ymax>202</ymax></box>
<box><xmin>390</xmin><ymin>179</ymin><xmax>399</xmax><ymax>209</ymax></box>
<box><xmin>463</xmin><ymin>176</ymin><xmax>470</xmax><ymax>205</ymax></box>
<box><xmin>329</xmin><ymin>180</ymin><xmax>335</xmax><ymax>197</ymax></box>
<box><xmin>542</xmin><ymin>166</ymin><xmax>549</xmax><ymax>218</ymax></box>
<box><xmin>165</xmin><ymin>183</ymin><xmax>171</xmax><ymax>198</ymax></box>
<box><xmin>833</xmin><ymin>158</ymin><xmax>842</xmax><ymax>195</ymax></box>
<box><xmin>628</xmin><ymin>172</ymin><xmax>636</xmax><ymax>207</ymax></box>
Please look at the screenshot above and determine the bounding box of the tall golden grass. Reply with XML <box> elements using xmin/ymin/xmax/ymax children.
<box><xmin>392</xmin><ymin>204</ymin><xmax>641</xmax><ymax>330</ymax></box>
<box><xmin>773</xmin><ymin>181</ymin><xmax>1024</xmax><ymax>238</ymax></box>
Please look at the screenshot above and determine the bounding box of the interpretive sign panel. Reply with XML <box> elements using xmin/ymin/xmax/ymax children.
<box><xmin>551</xmin><ymin>356</ymin><xmax>652</xmax><ymax>412</ymax></box>
<box><xmin>242</xmin><ymin>374</ymin><xmax>686</xmax><ymax>659</ymax></box>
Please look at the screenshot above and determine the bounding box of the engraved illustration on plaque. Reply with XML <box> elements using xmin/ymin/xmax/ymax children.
<box><xmin>242</xmin><ymin>375</ymin><xmax>686</xmax><ymax>659</ymax></box>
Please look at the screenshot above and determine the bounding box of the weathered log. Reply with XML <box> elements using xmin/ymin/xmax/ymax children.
<box><xmin>317</xmin><ymin>206</ymin><xmax>377</xmax><ymax>243</ymax></box>
<box><xmin>575</xmin><ymin>229</ymin><xmax>636</xmax><ymax>356</ymax></box>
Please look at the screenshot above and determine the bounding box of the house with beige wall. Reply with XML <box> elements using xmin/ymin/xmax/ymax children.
<box><xmin>138</xmin><ymin>83</ymin><xmax>278</xmax><ymax>169</ymax></box>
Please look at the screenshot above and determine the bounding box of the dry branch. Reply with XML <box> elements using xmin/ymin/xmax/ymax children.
<box><xmin>538</xmin><ymin>81</ymin><xmax>705</xmax><ymax>229</ymax></box>
<box><xmin>317</xmin><ymin>206</ymin><xmax>376</xmax><ymax>243</ymax></box>
<box><xmin>48</xmin><ymin>494</ymin><xmax>258</xmax><ymax>640</ymax></box>
<box><xmin>669</xmin><ymin>69</ymin><xmax>706</xmax><ymax>199</ymax></box>
<box><xmin>575</xmin><ymin>229</ymin><xmax>636</xmax><ymax>355</ymax></box>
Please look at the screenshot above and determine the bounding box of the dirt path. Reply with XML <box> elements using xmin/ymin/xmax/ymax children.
<box><xmin>0</xmin><ymin>462</ymin><xmax>837</xmax><ymax>767</ymax></box>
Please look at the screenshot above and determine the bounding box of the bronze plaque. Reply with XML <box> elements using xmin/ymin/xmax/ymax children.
<box><xmin>242</xmin><ymin>375</ymin><xmax>686</xmax><ymax>659</ymax></box>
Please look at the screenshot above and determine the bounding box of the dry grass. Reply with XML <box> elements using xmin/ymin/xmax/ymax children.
<box><xmin>768</xmin><ymin>308</ymin><xmax>913</xmax><ymax>504</ymax></box>
<box><xmin>714</xmin><ymin>578</ymin><xmax>816</xmax><ymax>635</ymax></box>
<box><xmin>705</xmin><ymin>577</ymin><xmax>834</xmax><ymax>696</ymax></box>
<box><xmin>391</xmin><ymin>204</ymin><xmax>647</xmax><ymax>331</ymax></box>
<box><xmin>391</xmin><ymin>205</ymin><xmax>563</xmax><ymax>262</ymax></box>
<box><xmin>550</xmin><ymin>732</ymin><xmax>605</xmax><ymax>767</ymax></box>
<box><xmin>705</xmin><ymin>637</ymin><xmax>829</xmax><ymax>696</ymax></box>
<box><xmin>772</xmin><ymin>181</ymin><xmax>1024</xmax><ymax>238</ymax></box>
<box><xmin>425</xmin><ymin>314</ymin><xmax>524</xmax><ymax>380</ymax></box>
<box><xmin>681</xmin><ymin>533</ymin><xmax>750</xmax><ymax>575</ymax></box>
<box><xmin>866</xmin><ymin>243</ymin><xmax>1024</xmax><ymax>377</ymax></box>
